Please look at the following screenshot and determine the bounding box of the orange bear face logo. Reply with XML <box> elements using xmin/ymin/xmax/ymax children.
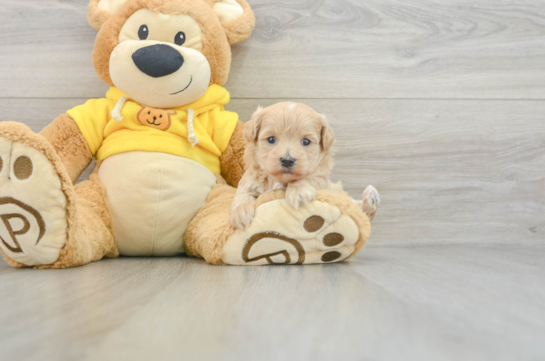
<box><xmin>137</xmin><ymin>107</ymin><xmax>177</xmax><ymax>131</ymax></box>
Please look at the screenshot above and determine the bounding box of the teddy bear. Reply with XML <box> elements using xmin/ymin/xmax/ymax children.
<box><xmin>0</xmin><ymin>0</ymin><xmax>374</xmax><ymax>269</ymax></box>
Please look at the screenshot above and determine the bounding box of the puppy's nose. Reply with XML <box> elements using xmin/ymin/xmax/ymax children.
<box><xmin>132</xmin><ymin>44</ymin><xmax>184</xmax><ymax>78</ymax></box>
<box><xmin>280</xmin><ymin>157</ymin><xmax>296</xmax><ymax>168</ymax></box>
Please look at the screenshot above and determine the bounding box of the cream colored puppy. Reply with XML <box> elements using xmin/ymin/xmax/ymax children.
<box><xmin>230</xmin><ymin>102</ymin><xmax>380</xmax><ymax>230</ymax></box>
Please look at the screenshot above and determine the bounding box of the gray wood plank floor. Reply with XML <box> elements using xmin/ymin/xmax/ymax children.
<box><xmin>0</xmin><ymin>0</ymin><xmax>544</xmax><ymax>360</ymax></box>
<box><xmin>1</xmin><ymin>246</ymin><xmax>544</xmax><ymax>361</ymax></box>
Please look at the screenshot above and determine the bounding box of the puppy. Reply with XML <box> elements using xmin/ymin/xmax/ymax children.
<box><xmin>230</xmin><ymin>102</ymin><xmax>380</xmax><ymax>230</ymax></box>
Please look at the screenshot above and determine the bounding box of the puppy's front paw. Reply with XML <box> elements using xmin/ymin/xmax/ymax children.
<box><xmin>362</xmin><ymin>185</ymin><xmax>380</xmax><ymax>221</ymax></box>
<box><xmin>285</xmin><ymin>185</ymin><xmax>317</xmax><ymax>209</ymax></box>
<box><xmin>230</xmin><ymin>202</ymin><xmax>256</xmax><ymax>229</ymax></box>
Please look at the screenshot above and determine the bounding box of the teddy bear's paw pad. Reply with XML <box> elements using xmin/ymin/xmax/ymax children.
<box><xmin>0</xmin><ymin>136</ymin><xmax>67</xmax><ymax>266</ymax></box>
<box><xmin>222</xmin><ymin>199</ymin><xmax>360</xmax><ymax>265</ymax></box>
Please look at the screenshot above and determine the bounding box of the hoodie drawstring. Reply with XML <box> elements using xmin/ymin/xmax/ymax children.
<box><xmin>111</xmin><ymin>96</ymin><xmax>129</xmax><ymax>122</ymax></box>
<box><xmin>186</xmin><ymin>108</ymin><xmax>199</xmax><ymax>147</ymax></box>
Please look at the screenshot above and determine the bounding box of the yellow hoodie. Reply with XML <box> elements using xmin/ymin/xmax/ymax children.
<box><xmin>67</xmin><ymin>85</ymin><xmax>238</xmax><ymax>174</ymax></box>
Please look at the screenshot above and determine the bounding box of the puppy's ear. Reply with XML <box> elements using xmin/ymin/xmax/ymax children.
<box><xmin>213</xmin><ymin>0</ymin><xmax>256</xmax><ymax>44</ymax></box>
<box><xmin>87</xmin><ymin>0</ymin><xmax>127</xmax><ymax>30</ymax></box>
<box><xmin>320</xmin><ymin>115</ymin><xmax>335</xmax><ymax>151</ymax></box>
<box><xmin>244</xmin><ymin>106</ymin><xmax>264</xmax><ymax>143</ymax></box>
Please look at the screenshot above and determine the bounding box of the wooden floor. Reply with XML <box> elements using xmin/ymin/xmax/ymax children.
<box><xmin>0</xmin><ymin>0</ymin><xmax>544</xmax><ymax>360</ymax></box>
<box><xmin>1</xmin><ymin>246</ymin><xmax>545</xmax><ymax>361</ymax></box>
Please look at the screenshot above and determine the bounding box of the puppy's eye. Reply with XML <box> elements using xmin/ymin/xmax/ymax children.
<box><xmin>138</xmin><ymin>25</ymin><xmax>149</xmax><ymax>40</ymax></box>
<box><xmin>174</xmin><ymin>31</ymin><xmax>186</xmax><ymax>46</ymax></box>
<box><xmin>267</xmin><ymin>137</ymin><xmax>276</xmax><ymax>144</ymax></box>
<box><xmin>302</xmin><ymin>139</ymin><xmax>311</xmax><ymax>146</ymax></box>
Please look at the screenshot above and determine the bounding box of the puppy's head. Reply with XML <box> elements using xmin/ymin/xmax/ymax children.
<box><xmin>244</xmin><ymin>102</ymin><xmax>335</xmax><ymax>184</ymax></box>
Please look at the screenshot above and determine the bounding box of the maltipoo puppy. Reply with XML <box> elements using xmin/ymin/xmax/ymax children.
<box><xmin>230</xmin><ymin>102</ymin><xmax>380</xmax><ymax>230</ymax></box>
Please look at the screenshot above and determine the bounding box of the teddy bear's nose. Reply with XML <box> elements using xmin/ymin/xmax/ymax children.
<box><xmin>132</xmin><ymin>44</ymin><xmax>184</xmax><ymax>78</ymax></box>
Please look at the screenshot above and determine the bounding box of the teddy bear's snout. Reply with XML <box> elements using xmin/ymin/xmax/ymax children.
<box><xmin>132</xmin><ymin>44</ymin><xmax>184</xmax><ymax>78</ymax></box>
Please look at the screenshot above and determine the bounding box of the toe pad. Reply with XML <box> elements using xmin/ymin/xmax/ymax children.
<box><xmin>223</xmin><ymin>193</ymin><xmax>369</xmax><ymax>266</ymax></box>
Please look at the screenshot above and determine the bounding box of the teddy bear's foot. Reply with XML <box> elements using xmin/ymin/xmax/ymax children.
<box><xmin>0</xmin><ymin>122</ymin><xmax>72</xmax><ymax>266</ymax></box>
<box><xmin>222</xmin><ymin>191</ymin><xmax>370</xmax><ymax>265</ymax></box>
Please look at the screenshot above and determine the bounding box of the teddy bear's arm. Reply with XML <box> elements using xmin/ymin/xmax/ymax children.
<box><xmin>40</xmin><ymin>114</ymin><xmax>93</xmax><ymax>184</ymax></box>
<box><xmin>219</xmin><ymin>120</ymin><xmax>246</xmax><ymax>188</ymax></box>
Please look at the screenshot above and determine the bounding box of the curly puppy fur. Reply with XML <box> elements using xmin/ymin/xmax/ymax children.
<box><xmin>230</xmin><ymin>102</ymin><xmax>381</xmax><ymax>230</ymax></box>
<box><xmin>230</xmin><ymin>103</ymin><xmax>332</xmax><ymax>229</ymax></box>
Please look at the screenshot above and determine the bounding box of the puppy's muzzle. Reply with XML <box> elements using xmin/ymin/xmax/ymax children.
<box><xmin>132</xmin><ymin>44</ymin><xmax>184</xmax><ymax>78</ymax></box>
<box><xmin>280</xmin><ymin>157</ymin><xmax>296</xmax><ymax>169</ymax></box>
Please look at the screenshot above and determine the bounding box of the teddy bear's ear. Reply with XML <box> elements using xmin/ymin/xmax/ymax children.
<box><xmin>213</xmin><ymin>0</ymin><xmax>256</xmax><ymax>45</ymax></box>
<box><xmin>87</xmin><ymin>0</ymin><xmax>128</xmax><ymax>30</ymax></box>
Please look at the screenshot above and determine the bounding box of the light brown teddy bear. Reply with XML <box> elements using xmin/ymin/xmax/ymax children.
<box><xmin>0</xmin><ymin>0</ymin><xmax>373</xmax><ymax>268</ymax></box>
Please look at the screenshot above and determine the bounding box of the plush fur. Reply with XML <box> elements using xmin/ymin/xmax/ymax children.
<box><xmin>0</xmin><ymin>123</ymin><xmax>119</xmax><ymax>269</ymax></box>
<box><xmin>185</xmin><ymin>187</ymin><xmax>371</xmax><ymax>265</ymax></box>
<box><xmin>215</xmin><ymin>0</ymin><xmax>256</xmax><ymax>44</ymax></box>
<box><xmin>219</xmin><ymin>120</ymin><xmax>246</xmax><ymax>187</ymax></box>
<box><xmin>87</xmin><ymin>0</ymin><xmax>111</xmax><ymax>30</ymax></box>
<box><xmin>185</xmin><ymin>183</ymin><xmax>237</xmax><ymax>265</ymax></box>
<box><xmin>40</xmin><ymin>170</ymin><xmax>119</xmax><ymax>269</ymax></box>
<box><xmin>0</xmin><ymin>123</ymin><xmax>75</xmax><ymax>268</ymax></box>
<box><xmin>40</xmin><ymin>114</ymin><xmax>93</xmax><ymax>185</ymax></box>
<box><xmin>88</xmin><ymin>0</ymin><xmax>255</xmax><ymax>44</ymax></box>
<box><xmin>92</xmin><ymin>0</ymin><xmax>254</xmax><ymax>86</ymax></box>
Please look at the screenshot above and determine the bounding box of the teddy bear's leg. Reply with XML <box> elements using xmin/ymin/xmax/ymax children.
<box><xmin>185</xmin><ymin>184</ymin><xmax>371</xmax><ymax>266</ymax></box>
<box><xmin>0</xmin><ymin>122</ymin><xmax>117</xmax><ymax>268</ymax></box>
<box><xmin>185</xmin><ymin>184</ymin><xmax>238</xmax><ymax>264</ymax></box>
<box><xmin>34</xmin><ymin>171</ymin><xmax>119</xmax><ymax>269</ymax></box>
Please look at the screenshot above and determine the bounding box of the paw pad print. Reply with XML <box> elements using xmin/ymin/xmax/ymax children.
<box><xmin>0</xmin><ymin>131</ymin><xmax>69</xmax><ymax>266</ymax></box>
<box><xmin>234</xmin><ymin>210</ymin><xmax>359</xmax><ymax>265</ymax></box>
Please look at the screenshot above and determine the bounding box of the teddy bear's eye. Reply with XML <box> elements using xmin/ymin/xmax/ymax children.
<box><xmin>138</xmin><ymin>25</ymin><xmax>149</xmax><ymax>40</ymax></box>
<box><xmin>174</xmin><ymin>31</ymin><xmax>186</xmax><ymax>46</ymax></box>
